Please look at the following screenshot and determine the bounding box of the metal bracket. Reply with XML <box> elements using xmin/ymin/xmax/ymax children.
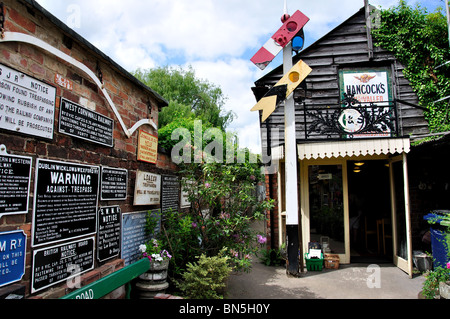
<box><xmin>0</xmin><ymin>32</ymin><xmax>157</xmax><ymax>138</ymax></box>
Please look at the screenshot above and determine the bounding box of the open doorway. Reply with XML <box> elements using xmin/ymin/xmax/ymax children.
<box><xmin>348</xmin><ymin>160</ymin><xmax>393</xmax><ymax>263</ymax></box>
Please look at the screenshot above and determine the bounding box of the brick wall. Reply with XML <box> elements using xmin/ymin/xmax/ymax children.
<box><xmin>0</xmin><ymin>0</ymin><xmax>176</xmax><ymax>298</ymax></box>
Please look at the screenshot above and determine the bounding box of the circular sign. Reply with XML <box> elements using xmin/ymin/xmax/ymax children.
<box><xmin>338</xmin><ymin>108</ymin><xmax>364</xmax><ymax>133</ymax></box>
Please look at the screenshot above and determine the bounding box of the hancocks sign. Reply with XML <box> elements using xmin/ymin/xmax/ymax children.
<box><xmin>339</xmin><ymin>69</ymin><xmax>394</xmax><ymax>138</ymax></box>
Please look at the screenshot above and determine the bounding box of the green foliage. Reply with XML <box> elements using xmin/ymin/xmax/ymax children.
<box><xmin>133</xmin><ymin>65</ymin><xmax>234</xmax><ymax>130</ymax></box>
<box><xmin>422</xmin><ymin>267</ymin><xmax>450</xmax><ymax>299</ymax></box>
<box><xmin>258</xmin><ymin>247</ymin><xmax>285</xmax><ymax>267</ymax></box>
<box><xmin>372</xmin><ymin>1</ymin><xmax>450</xmax><ymax>133</ymax></box>
<box><xmin>154</xmin><ymin>209</ymin><xmax>201</xmax><ymax>278</ymax></box>
<box><xmin>179</xmin><ymin>154</ymin><xmax>274</xmax><ymax>273</ymax></box>
<box><xmin>158</xmin><ymin>117</ymin><xmax>216</xmax><ymax>152</ymax></box>
<box><xmin>177</xmin><ymin>250</ymin><xmax>232</xmax><ymax>299</ymax></box>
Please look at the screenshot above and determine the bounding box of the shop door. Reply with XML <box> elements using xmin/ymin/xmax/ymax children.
<box><xmin>389</xmin><ymin>154</ymin><xmax>413</xmax><ymax>277</ymax></box>
<box><xmin>305</xmin><ymin>162</ymin><xmax>350</xmax><ymax>263</ymax></box>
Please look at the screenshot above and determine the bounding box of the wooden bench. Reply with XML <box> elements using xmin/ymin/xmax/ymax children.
<box><xmin>60</xmin><ymin>258</ymin><xmax>150</xmax><ymax>299</ymax></box>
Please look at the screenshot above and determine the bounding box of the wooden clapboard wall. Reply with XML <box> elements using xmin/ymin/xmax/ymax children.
<box><xmin>253</xmin><ymin>6</ymin><xmax>430</xmax><ymax>152</ymax></box>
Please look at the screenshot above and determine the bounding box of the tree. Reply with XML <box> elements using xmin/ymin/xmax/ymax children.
<box><xmin>133</xmin><ymin>66</ymin><xmax>234</xmax><ymax>130</ymax></box>
<box><xmin>372</xmin><ymin>1</ymin><xmax>450</xmax><ymax>134</ymax></box>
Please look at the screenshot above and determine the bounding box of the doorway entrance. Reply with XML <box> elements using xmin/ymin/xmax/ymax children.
<box><xmin>300</xmin><ymin>153</ymin><xmax>413</xmax><ymax>276</ymax></box>
<box><xmin>347</xmin><ymin>160</ymin><xmax>392</xmax><ymax>263</ymax></box>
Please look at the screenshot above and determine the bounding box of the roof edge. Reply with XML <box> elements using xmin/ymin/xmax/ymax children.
<box><xmin>23</xmin><ymin>0</ymin><xmax>168</xmax><ymax>108</ymax></box>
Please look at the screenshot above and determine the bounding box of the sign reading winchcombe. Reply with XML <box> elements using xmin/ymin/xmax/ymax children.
<box><xmin>0</xmin><ymin>63</ymin><xmax>56</xmax><ymax>139</ymax></box>
<box><xmin>32</xmin><ymin>159</ymin><xmax>100</xmax><ymax>247</ymax></box>
<box><xmin>59</xmin><ymin>98</ymin><xmax>114</xmax><ymax>147</ymax></box>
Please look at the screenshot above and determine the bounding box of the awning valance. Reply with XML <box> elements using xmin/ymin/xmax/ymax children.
<box><xmin>298</xmin><ymin>138</ymin><xmax>410</xmax><ymax>160</ymax></box>
<box><xmin>270</xmin><ymin>138</ymin><xmax>411</xmax><ymax>161</ymax></box>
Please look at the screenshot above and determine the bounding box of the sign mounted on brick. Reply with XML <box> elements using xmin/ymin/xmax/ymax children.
<box><xmin>0</xmin><ymin>152</ymin><xmax>32</xmax><ymax>218</ymax></box>
<box><xmin>31</xmin><ymin>237</ymin><xmax>95</xmax><ymax>294</ymax></box>
<box><xmin>0</xmin><ymin>230</ymin><xmax>27</xmax><ymax>288</ymax></box>
<box><xmin>59</xmin><ymin>98</ymin><xmax>114</xmax><ymax>147</ymax></box>
<box><xmin>0</xmin><ymin>63</ymin><xmax>56</xmax><ymax>140</ymax></box>
<box><xmin>137</xmin><ymin>130</ymin><xmax>158</xmax><ymax>164</ymax></box>
<box><xmin>32</xmin><ymin>159</ymin><xmax>100</xmax><ymax>247</ymax></box>
<box><xmin>133</xmin><ymin>171</ymin><xmax>161</xmax><ymax>206</ymax></box>
<box><xmin>100</xmin><ymin>167</ymin><xmax>128</xmax><ymax>201</ymax></box>
<box><xmin>97</xmin><ymin>206</ymin><xmax>121</xmax><ymax>262</ymax></box>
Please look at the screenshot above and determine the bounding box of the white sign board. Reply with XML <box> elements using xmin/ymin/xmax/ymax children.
<box><xmin>342</xmin><ymin>70</ymin><xmax>390</xmax><ymax>106</ymax></box>
<box><xmin>133</xmin><ymin>171</ymin><xmax>161</xmax><ymax>206</ymax></box>
<box><xmin>0</xmin><ymin>63</ymin><xmax>56</xmax><ymax>139</ymax></box>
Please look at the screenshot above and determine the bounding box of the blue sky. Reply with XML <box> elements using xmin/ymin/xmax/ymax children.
<box><xmin>35</xmin><ymin>0</ymin><xmax>448</xmax><ymax>153</ymax></box>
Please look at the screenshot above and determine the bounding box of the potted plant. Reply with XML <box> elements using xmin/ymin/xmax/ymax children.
<box><xmin>134</xmin><ymin>238</ymin><xmax>172</xmax><ymax>299</ymax></box>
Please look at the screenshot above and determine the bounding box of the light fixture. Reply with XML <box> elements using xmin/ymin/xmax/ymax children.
<box><xmin>354</xmin><ymin>162</ymin><xmax>365</xmax><ymax>167</ymax></box>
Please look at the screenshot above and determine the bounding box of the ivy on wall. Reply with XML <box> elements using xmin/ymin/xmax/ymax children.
<box><xmin>372</xmin><ymin>1</ymin><xmax>450</xmax><ymax>134</ymax></box>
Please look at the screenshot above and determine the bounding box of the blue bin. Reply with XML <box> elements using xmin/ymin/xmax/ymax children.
<box><xmin>424</xmin><ymin>210</ymin><xmax>450</xmax><ymax>269</ymax></box>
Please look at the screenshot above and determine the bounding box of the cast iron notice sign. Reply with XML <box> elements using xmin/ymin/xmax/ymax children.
<box><xmin>32</xmin><ymin>159</ymin><xmax>100</xmax><ymax>247</ymax></box>
<box><xmin>59</xmin><ymin>98</ymin><xmax>114</xmax><ymax>147</ymax></box>
<box><xmin>0</xmin><ymin>63</ymin><xmax>57</xmax><ymax>140</ymax></box>
<box><xmin>31</xmin><ymin>237</ymin><xmax>95</xmax><ymax>293</ymax></box>
<box><xmin>0</xmin><ymin>231</ymin><xmax>27</xmax><ymax>288</ymax></box>
<box><xmin>161</xmin><ymin>175</ymin><xmax>180</xmax><ymax>214</ymax></box>
<box><xmin>0</xmin><ymin>153</ymin><xmax>32</xmax><ymax>217</ymax></box>
<box><xmin>100</xmin><ymin>167</ymin><xmax>128</xmax><ymax>201</ymax></box>
<box><xmin>121</xmin><ymin>210</ymin><xmax>160</xmax><ymax>266</ymax></box>
<box><xmin>97</xmin><ymin>206</ymin><xmax>121</xmax><ymax>262</ymax></box>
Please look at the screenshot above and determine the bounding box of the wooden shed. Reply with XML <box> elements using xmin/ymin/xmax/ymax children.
<box><xmin>253</xmin><ymin>5</ymin><xmax>431</xmax><ymax>277</ymax></box>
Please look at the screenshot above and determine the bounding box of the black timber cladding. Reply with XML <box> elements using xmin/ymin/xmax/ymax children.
<box><xmin>254</xmin><ymin>6</ymin><xmax>429</xmax><ymax>151</ymax></box>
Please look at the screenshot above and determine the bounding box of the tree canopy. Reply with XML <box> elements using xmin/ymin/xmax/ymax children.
<box><xmin>133</xmin><ymin>66</ymin><xmax>234</xmax><ymax>131</ymax></box>
<box><xmin>372</xmin><ymin>1</ymin><xmax>450</xmax><ymax>134</ymax></box>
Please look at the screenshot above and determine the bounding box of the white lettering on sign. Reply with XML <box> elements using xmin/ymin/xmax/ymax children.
<box><xmin>0</xmin><ymin>63</ymin><xmax>56</xmax><ymax>139</ymax></box>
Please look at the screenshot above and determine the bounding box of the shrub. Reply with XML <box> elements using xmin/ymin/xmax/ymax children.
<box><xmin>177</xmin><ymin>250</ymin><xmax>232</xmax><ymax>299</ymax></box>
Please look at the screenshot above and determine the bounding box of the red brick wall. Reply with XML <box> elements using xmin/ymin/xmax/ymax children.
<box><xmin>0</xmin><ymin>0</ymin><xmax>176</xmax><ymax>298</ymax></box>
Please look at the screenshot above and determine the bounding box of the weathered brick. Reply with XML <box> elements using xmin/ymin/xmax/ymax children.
<box><xmin>8</xmin><ymin>8</ymin><xmax>37</xmax><ymax>33</ymax></box>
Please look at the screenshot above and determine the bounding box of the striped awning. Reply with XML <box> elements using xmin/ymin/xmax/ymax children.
<box><xmin>270</xmin><ymin>138</ymin><xmax>410</xmax><ymax>161</ymax></box>
<box><xmin>298</xmin><ymin>138</ymin><xmax>410</xmax><ymax>160</ymax></box>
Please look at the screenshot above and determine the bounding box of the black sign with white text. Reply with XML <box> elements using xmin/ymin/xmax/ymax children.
<box><xmin>59</xmin><ymin>98</ymin><xmax>114</xmax><ymax>147</ymax></box>
<box><xmin>0</xmin><ymin>153</ymin><xmax>32</xmax><ymax>216</ymax></box>
<box><xmin>161</xmin><ymin>175</ymin><xmax>180</xmax><ymax>214</ymax></box>
<box><xmin>100</xmin><ymin>167</ymin><xmax>128</xmax><ymax>201</ymax></box>
<box><xmin>97</xmin><ymin>206</ymin><xmax>121</xmax><ymax>262</ymax></box>
<box><xmin>32</xmin><ymin>159</ymin><xmax>99</xmax><ymax>247</ymax></box>
<box><xmin>32</xmin><ymin>237</ymin><xmax>95</xmax><ymax>293</ymax></box>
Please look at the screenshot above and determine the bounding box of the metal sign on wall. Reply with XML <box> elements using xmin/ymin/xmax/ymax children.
<box><xmin>59</xmin><ymin>98</ymin><xmax>114</xmax><ymax>147</ymax></box>
<box><xmin>32</xmin><ymin>159</ymin><xmax>100</xmax><ymax>247</ymax></box>
<box><xmin>31</xmin><ymin>237</ymin><xmax>95</xmax><ymax>293</ymax></box>
<box><xmin>137</xmin><ymin>130</ymin><xmax>158</xmax><ymax>164</ymax></box>
<box><xmin>0</xmin><ymin>231</ymin><xmax>27</xmax><ymax>288</ymax></box>
<box><xmin>133</xmin><ymin>171</ymin><xmax>161</xmax><ymax>206</ymax></box>
<box><xmin>121</xmin><ymin>210</ymin><xmax>160</xmax><ymax>266</ymax></box>
<box><xmin>0</xmin><ymin>63</ymin><xmax>57</xmax><ymax>139</ymax></box>
<box><xmin>97</xmin><ymin>206</ymin><xmax>121</xmax><ymax>262</ymax></box>
<box><xmin>100</xmin><ymin>167</ymin><xmax>128</xmax><ymax>201</ymax></box>
<box><xmin>0</xmin><ymin>153</ymin><xmax>32</xmax><ymax>217</ymax></box>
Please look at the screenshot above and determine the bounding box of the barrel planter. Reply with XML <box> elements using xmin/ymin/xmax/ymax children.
<box><xmin>135</xmin><ymin>259</ymin><xmax>169</xmax><ymax>299</ymax></box>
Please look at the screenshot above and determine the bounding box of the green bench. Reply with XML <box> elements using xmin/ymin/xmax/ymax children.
<box><xmin>60</xmin><ymin>258</ymin><xmax>150</xmax><ymax>299</ymax></box>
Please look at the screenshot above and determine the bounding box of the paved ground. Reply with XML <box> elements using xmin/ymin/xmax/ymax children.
<box><xmin>226</xmin><ymin>260</ymin><xmax>425</xmax><ymax>299</ymax></box>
